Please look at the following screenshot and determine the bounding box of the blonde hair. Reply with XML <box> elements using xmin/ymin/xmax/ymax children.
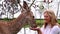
<box><xmin>44</xmin><ymin>9</ymin><xmax>58</xmax><ymax>28</ymax></box>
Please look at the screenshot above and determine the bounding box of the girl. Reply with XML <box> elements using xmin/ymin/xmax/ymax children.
<box><xmin>30</xmin><ymin>9</ymin><xmax>60</xmax><ymax>34</ymax></box>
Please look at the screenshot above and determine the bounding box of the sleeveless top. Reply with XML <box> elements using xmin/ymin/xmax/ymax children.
<box><xmin>41</xmin><ymin>25</ymin><xmax>60</xmax><ymax>34</ymax></box>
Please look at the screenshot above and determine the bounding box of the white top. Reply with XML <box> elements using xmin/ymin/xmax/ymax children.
<box><xmin>41</xmin><ymin>25</ymin><xmax>60</xmax><ymax>34</ymax></box>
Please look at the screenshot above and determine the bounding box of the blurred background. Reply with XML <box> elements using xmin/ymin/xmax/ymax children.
<box><xmin>0</xmin><ymin>0</ymin><xmax>60</xmax><ymax>34</ymax></box>
<box><xmin>0</xmin><ymin>0</ymin><xmax>60</xmax><ymax>19</ymax></box>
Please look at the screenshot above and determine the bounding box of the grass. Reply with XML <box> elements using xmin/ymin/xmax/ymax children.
<box><xmin>35</xmin><ymin>19</ymin><xmax>44</xmax><ymax>27</ymax></box>
<box><xmin>57</xmin><ymin>19</ymin><xmax>60</xmax><ymax>24</ymax></box>
<box><xmin>36</xmin><ymin>19</ymin><xmax>60</xmax><ymax>27</ymax></box>
<box><xmin>0</xmin><ymin>18</ymin><xmax>15</xmax><ymax>21</ymax></box>
<box><xmin>23</xmin><ymin>19</ymin><xmax>60</xmax><ymax>27</ymax></box>
<box><xmin>36</xmin><ymin>19</ymin><xmax>60</xmax><ymax>23</ymax></box>
<box><xmin>0</xmin><ymin>18</ymin><xmax>60</xmax><ymax>27</ymax></box>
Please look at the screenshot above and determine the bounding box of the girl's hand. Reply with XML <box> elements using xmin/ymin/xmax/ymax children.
<box><xmin>30</xmin><ymin>27</ymin><xmax>42</xmax><ymax>34</ymax></box>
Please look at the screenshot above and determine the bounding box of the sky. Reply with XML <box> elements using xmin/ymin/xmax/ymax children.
<box><xmin>0</xmin><ymin>0</ymin><xmax>60</xmax><ymax>19</ymax></box>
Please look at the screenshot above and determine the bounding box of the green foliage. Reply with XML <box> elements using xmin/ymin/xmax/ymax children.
<box><xmin>35</xmin><ymin>19</ymin><xmax>44</xmax><ymax>27</ymax></box>
<box><xmin>36</xmin><ymin>19</ymin><xmax>60</xmax><ymax>27</ymax></box>
<box><xmin>0</xmin><ymin>18</ymin><xmax>15</xmax><ymax>21</ymax></box>
<box><xmin>57</xmin><ymin>19</ymin><xmax>60</xmax><ymax>24</ymax></box>
<box><xmin>0</xmin><ymin>19</ymin><xmax>60</xmax><ymax>27</ymax></box>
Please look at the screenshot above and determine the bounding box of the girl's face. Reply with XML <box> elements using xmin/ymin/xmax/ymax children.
<box><xmin>44</xmin><ymin>13</ymin><xmax>51</xmax><ymax>23</ymax></box>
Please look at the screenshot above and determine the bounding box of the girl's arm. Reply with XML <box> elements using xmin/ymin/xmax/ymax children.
<box><xmin>30</xmin><ymin>27</ymin><xmax>42</xmax><ymax>34</ymax></box>
<box><xmin>37</xmin><ymin>29</ymin><xmax>42</xmax><ymax>34</ymax></box>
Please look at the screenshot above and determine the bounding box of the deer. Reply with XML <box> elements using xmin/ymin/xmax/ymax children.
<box><xmin>0</xmin><ymin>0</ymin><xmax>37</xmax><ymax>34</ymax></box>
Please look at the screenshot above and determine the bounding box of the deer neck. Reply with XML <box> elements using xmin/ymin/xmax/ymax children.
<box><xmin>8</xmin><ymin>13</ymin><xmax>27</xmax><ymax>34</ymax></box>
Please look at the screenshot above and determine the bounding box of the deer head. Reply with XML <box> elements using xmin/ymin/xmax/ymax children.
<box><xmin>6</xmin><ymin>0</ymin><xmax>37</xmax><ymax>28</ymax></box>
<box><xmin>21</xmin><ymin>1</ymin><xmax>37</xmax><ymax>28</ymax></box>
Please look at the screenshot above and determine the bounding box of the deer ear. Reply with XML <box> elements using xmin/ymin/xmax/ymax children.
<box><xmin>17</xmin><ymin>0</ymin><xmax>20</xmax><ymax>3</ymax></box>
<box><xmin>23</xmin><ymin>1</ymin><xmax>29</xmax><ymax>9</ymax></box>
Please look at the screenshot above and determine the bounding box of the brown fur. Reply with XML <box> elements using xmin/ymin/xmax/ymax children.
<box><xmin>0</xmin><ymin>1</ymin><xmax>37</xmax><ymax>34</ymax></box>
